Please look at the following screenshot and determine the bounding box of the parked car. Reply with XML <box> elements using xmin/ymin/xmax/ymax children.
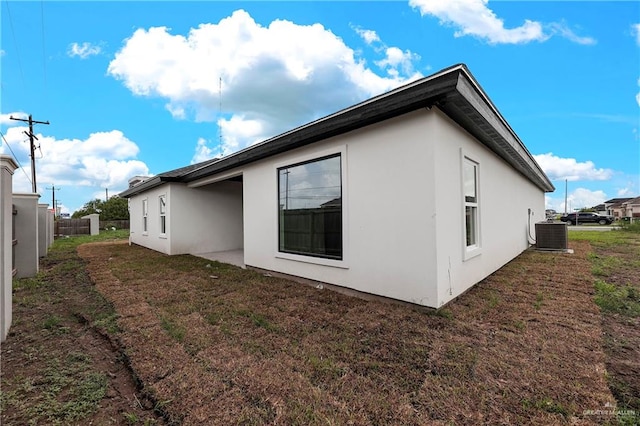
<box><xmin>560</xmin><ymin>212</ymin><xmax>613</xmax><ymax>225</ymax></box>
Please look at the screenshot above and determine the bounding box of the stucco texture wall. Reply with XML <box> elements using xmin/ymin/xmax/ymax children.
<box><xmin>431</xmin><ymin>110</ymin><xmax>545</xmax><ymax>307</ymax></box>
<box><xmin>129</xmin><ymin>181</ymin><xmax>243</xmax><ymax>256</ymax></box>
<box><xmin>243</xmin><ymin>107</ymin><xmax>545</xmax><ymax>308</ymax></box>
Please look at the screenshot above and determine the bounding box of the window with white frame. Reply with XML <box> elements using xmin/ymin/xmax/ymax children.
<box><xmin>142</xmin><ymin>199</ymin><xmax>148</xmax><ymax>233</ymax></box>
<box><xmin>463</xmin><ymin>157</ymin><xmax>480</xmax><ymax>253</ymax></box>
<box><xmin>278</xmin><ymin>154</ymin><xmax>342</xmax><ymax>260</ymax></box>
<box><xmin>159</xmin><ymin>195</ymin><xmax>166</xmax><ymax>234</ymax></box>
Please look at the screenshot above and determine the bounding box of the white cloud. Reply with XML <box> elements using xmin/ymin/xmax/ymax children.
<box><xmin>617</xmin><ymin>187</ymin><xmax>634</xmax><ymax>197</ymax></box>
<box><xmin>632</xmin><ymin>23</ymin><xmax>640</xmax><ymax>45</ymax></box>
<box><xmin>410</xmin><ymin>0</ymin><xmax>546</xmax><ymax>44</ymax></box>
<box><xmin>0</xmin><ymin>126</ymin><xmax>149</xmax><ymax>211</ymax></box>
<box><xmin>67</xmin><ymin>42</ymin><xmax>102</xmax><ymax>59</ymax></box>
<box><xmin>0</xmin><ymin>49</ymin><xmax>5</xmax><ymax>57</ymax></box>
<box><xmin>547</xmin><ymin>21</ymin><xmax>596</xmax><ymax>45</ymax></box>
<box><xmin>191</xmin><ymin>137</ymin><xmax>216</xmax><ymax>164</ymax></box>
<box><xmin>546</xmin><ymin>188</ymin><xmax>607</xmax><ymax>213</ymax></box>
<box><xmin>0</xmin><ymin>111</ymin><xmax>28</xmax><ymax>126</ymax></box>
<box><xmin>534</xmin><ymin>152</ymin><xmax>614</xmax><ymax>181</ymax></box>
<box><xmin>165</xmin><ymin>103</ymin><xmax>186</xmax><ymax>120</ymax></box>
<box><xmin>375</xmin><ymin>47</ymin><xmax>420</xmax><ymax>79</ymax></box>
<box><xmin>410</xmin><ymin>0</ymin><xmax>594</xmax><ymax>45</ymax></box>
<box><xmin>218</xmin><ymin>115</ymin><xmax>266</xmax><ymax>156</ymax></box>
<box><xmin>636</xmin><ymin>77</ymin><xmax>640</xmax><ymax>108</ymax></box>
<box><xmin>108</xmin><ymin>9</ymin><xmax>422</xmax><ymax>154</ymax></box>
<box><xmin>353</xmin><ymin>26</ymin><xmax>381</xmax><ymax>45</ymax></box>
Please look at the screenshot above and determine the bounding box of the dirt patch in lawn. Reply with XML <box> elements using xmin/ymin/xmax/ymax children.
<box><xmin>72</xmin><ymin>240</ymin><xmax>624</xmax><ymax>425</ymax></box>
<box><xmin>1</xmin><ymin>237</ymin><xmax>162</xmax><ymax>426</ymax></box>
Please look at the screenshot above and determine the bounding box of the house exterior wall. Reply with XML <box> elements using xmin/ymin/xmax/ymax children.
<box><xmin>170</xmin><ymin>180</ymin><xmax>243</xmax><ymax>255</ymax></box>
<box><xmin>431</xmin><ymin>110</ymin><xmax>545</xmax><ymax>306</ymax></box>
<box><xmin>127</xmin><ymin>107</ymin><xmax>546</xmax><ymax>308</ymax></box>
<box><xmin>243</xmin><ymin>108</ymin><xmax>544</xmax><ymax>308</ymax></box>
<box><xmin>243</xmin><ymin>109</ymin><xmax>441</xmax><ymax>306</ymax></box>
<box><xmin>12</xmin><ymin>193</ymin><xmax>40</xmax><ymax>279</ymax></box>
<box><xmin>129</xmin><ymin>181</ymin><xmax>243</xmax><ymax>256</ymax></box>
<box><xmin>129</xmin><ymin>185</ymin><xmax>172</xmax><ymax>254</ymax></box>
<box><xmin>1</xmin><ymin>155</ymin><xmax>18</xmax><ymax>342</ymax></box>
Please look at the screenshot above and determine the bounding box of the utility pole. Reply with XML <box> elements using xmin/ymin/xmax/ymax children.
<box><xmin>46</xmin><ymin>184</ymin><xmax>60</xmax><ymax>218</ymax></box>
<box><xmin>9</xmin><ymin>114</ymin><xmax>50</xmax><ymax>193</ymax></box>
<box><xmin>564</xmin><ymin>179</ymin><xmax>568</xmax><ymax>215</ymax></box>
<box><xmin>105</xmin><ymin>188</ymin><xmax>109</xmax><ymax>200</ymax></box>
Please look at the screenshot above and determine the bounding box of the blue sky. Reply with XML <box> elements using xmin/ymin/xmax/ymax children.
<box><xmin>1</xmin><ymin>1</ymin><xmax>639</xmax><ymax>214</ymax></box>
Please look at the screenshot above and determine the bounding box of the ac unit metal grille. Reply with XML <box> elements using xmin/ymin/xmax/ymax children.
<box><xmin>535</xmin><ymin>222</ymin><xmax>568</xmax><ymax>250</ymax></box>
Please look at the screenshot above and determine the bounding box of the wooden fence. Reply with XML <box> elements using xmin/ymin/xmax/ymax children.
<box><xmin>100</xmin><ymin>220</ymin><xmax>130</xmax><ymax>230</ymax></box>
<box><xmin>55</xmin><ymin>219</ymin><xmax>90</xmax><ymax>237</ymax></box>
<box><xmin>280</xmin><ymin>207</ymin><xmax>341</xmax><ymax>258</ymax></box>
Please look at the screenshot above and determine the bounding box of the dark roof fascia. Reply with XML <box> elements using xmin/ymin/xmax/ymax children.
<box><xmin>183</xmin><ymin>64</ymin><xmax>553</xmax><ymax>192</ymax></box>
<box><xmin>119</xmin><ymin>175</ymin><xmax>173</xmax><ymax>198</ymax></box>
<box><xmin>122</xmin><ymin>63</ymin><xmax>554</xmax><ymax>194</ymax></box>
<box><xmin>182</xmin><ymin>65</ymin><xmax>461</xmax><ymax>183</ymax></box>
<box><xmin>444</xmin><ymin>67</ymin><xmax>554</xmax><ymax>192</ymax></box>
<box><xmin>119</xmin><ymin>158</ymin><xmax>222</xmax><ymax>198</ymax></box>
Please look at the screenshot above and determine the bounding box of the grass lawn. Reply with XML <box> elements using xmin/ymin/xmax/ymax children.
<box><xmin>2</xmin><ymin>226</ymin><xmax>639</xmax><ymax>425</ymax></box>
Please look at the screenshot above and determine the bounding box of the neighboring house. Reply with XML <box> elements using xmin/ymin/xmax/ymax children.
<box><xmin>120</xmin><ymin>64</ymin><xmax>554</xmax><ymax>309</ymax></box>
<box><xmin>621</xmin><ymin>196</ymin><xmax>640</xmax><ymax>219</ymax></box>
<box><xmin>604</xmin><ymin>198</ymin><xmax>631</xmax><ymax>218</ymax></box>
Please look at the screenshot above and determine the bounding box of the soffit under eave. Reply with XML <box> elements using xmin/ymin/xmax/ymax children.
<box><xmin>446</xmin><ymin>75</ymin><xmax>554</xmax><ymax>192</ymax></box>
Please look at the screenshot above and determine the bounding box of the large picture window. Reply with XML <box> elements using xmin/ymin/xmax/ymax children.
<box><xmin>463</xmin><ymin>157</ymin><xmax>479</xmax><ymax>251</ymax></box>
<box><xmin>278</xmin><ymin>154</ymin><xmax>342</xmax><ymax>260</ymax></box>
<box><xmin>159</xmin><ymin>195</ymin><xmax>167</xmax><ymax>234</ymax></box>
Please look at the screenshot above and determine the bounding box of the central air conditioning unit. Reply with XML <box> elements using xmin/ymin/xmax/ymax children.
<box><xmin>535</xmin><ymin>222</ymin><xmax>568</xmax><ymax>250</ymax></box>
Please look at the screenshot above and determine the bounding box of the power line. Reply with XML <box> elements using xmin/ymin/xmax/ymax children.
<box><xmin>40</xmin><ymin>0</ymin><xmax>48</xmax><ymax>109</ymax></box>
<box><xmin>9</xmin><ymin>114</ymin><xmax>50</xmax><ymax>193</ymax></box>
<box><xmin>3</xmin><ymin>0</ymin><xmax>26</xmax><ymax>92</ymax></box>
<box><xmin>0</xmin><ymin>129</ymin><xmax>33</xmax><ymax>185</ymax></box>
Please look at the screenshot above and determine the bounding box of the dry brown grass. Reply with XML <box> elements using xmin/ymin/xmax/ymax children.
<box><xmin>75</xmin><ymin>239</ymin><xmax>623</xmax><ymax>425</ymax></box>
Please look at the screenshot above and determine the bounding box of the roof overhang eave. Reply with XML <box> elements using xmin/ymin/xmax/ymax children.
<box><xmin>440</xmin><ymin>70</ymin><xmax>555</xmax><ymax>192</ymax></box>
<box><xmin>119</xmin><ymin>176</ymin><xmax>165</xmax><ymax>198</ymax></box>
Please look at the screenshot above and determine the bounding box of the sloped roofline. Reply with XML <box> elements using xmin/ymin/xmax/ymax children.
<box><xmin>120</xmin><ymin>63</ymin><xmax>554</xmax><ymax>198</ymax></box>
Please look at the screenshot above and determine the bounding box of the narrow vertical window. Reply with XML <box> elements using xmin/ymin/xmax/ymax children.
<box><xmin>278</xmin><ymin>154</ymin><xmax>342</xmax><ymax>259</ymax></box>
<box><xmin>463</xmin><ymin>157</ymin><xmax>479</xmax><ymax>251</ymax></box>
<box><xmin>142</xmin><ymin>199</ymin><xmax>148</xmax><ymax>233</ymax></box>
<box><xmin>159</xmin><ymin>195</ymin><xmax>166</xmax><ymax>234</ymax></box>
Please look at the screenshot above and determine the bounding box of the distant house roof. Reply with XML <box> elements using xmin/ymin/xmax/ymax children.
<box><xmin>321</xmin><ymin>197</ymin><xmax>342</xmax><ymax>208</ymax></box>
<box><xmin>120</xmin><ymin>64</ymin><xmax>554</xmax><ymax>198</ymax></box>
<box><xmin>604</xmin><ymin>197</ymin><xmax>632</xmax><ymax>205</ymax></box>
<box><xmin>622</xmin><ymin>196</ymin><xmax>640</xmax><ymax>205</ymax></box>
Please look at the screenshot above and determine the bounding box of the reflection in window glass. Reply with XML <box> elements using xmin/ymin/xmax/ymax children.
<box><xmin>278</xmin><ymin>155</ymin><xmax>342</xmax><ymax>259</ymax></box>
<box><xmin>463</xmin><ymin>158</ymin><xmax>479</xmax><ymax>248</ymax></box>
<box><xmin>142</xmin><ymin>199</ymin><xmax>148</xmax><ymax>232</ymax></box>
<box><xmin>159</xmin><ymin>196</ymin><xmax>166</xmax><ymax>234</ymax></box>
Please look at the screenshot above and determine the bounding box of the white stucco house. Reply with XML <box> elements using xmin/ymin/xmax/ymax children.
<box><xmin>120</xmin><ymin>64</ymin><xmax>554</xmax><ymax>308</ymax></box>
